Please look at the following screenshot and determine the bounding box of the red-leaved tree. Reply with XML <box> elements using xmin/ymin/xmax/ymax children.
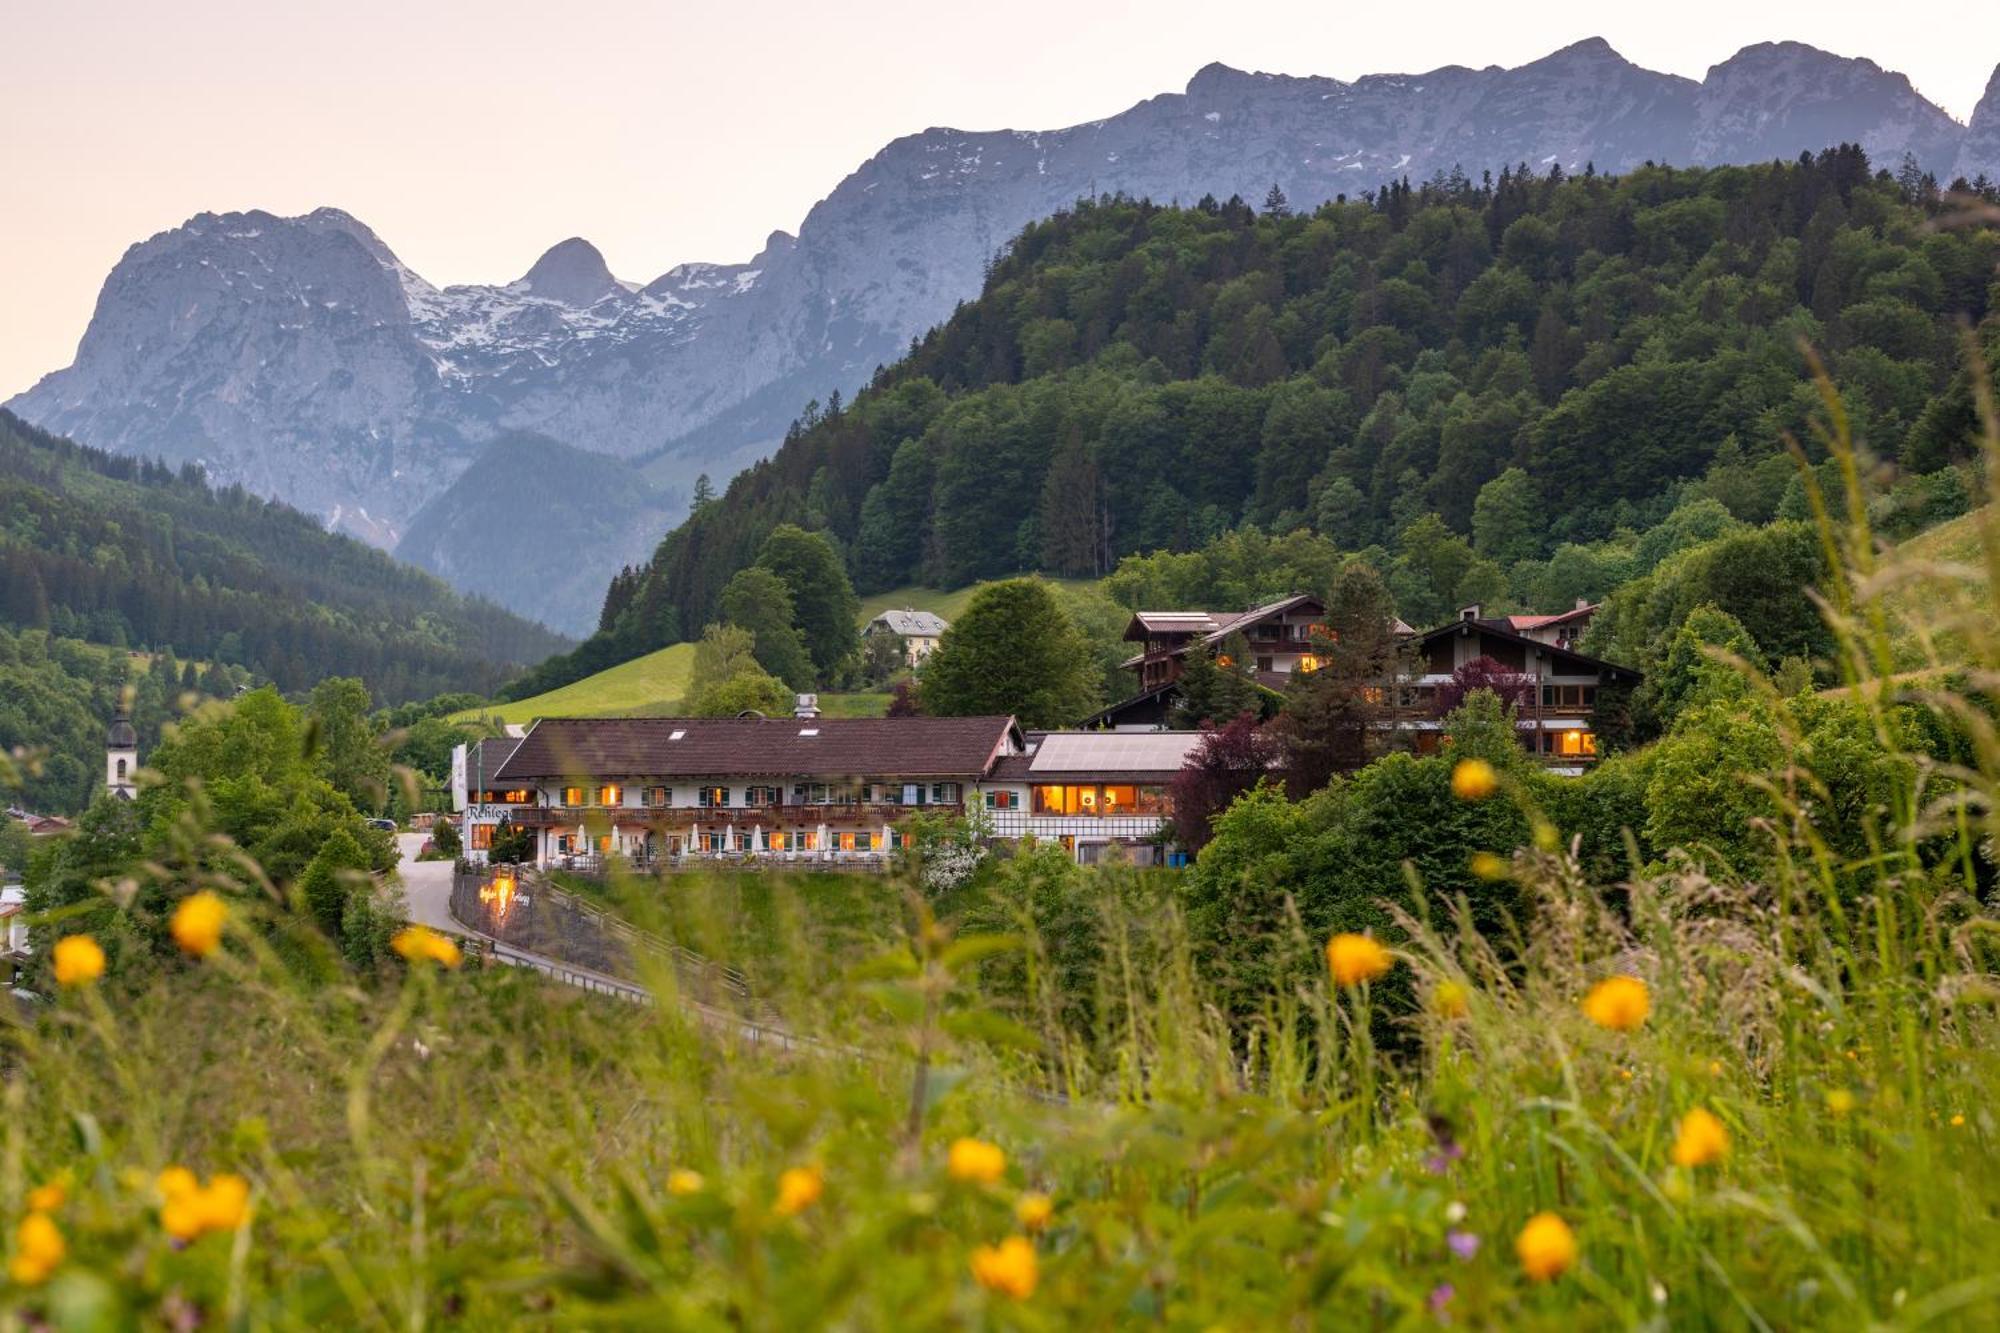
<box><xmin>1432</xmin><ymin>655</ymin><xmax>1536</xmax><ymax>716</ymax></box>
<box><xmin>1169</xmin><ymin>711</ymin><xmax>1281</xmax><ymax>855</ymax></box>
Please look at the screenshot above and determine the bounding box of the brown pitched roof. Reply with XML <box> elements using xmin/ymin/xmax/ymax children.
<box><xmin>492</xmin><ymin>716</ymin><xmax>1022</xmax><ymax>782</ymax></box>
<box><xmin>463</xmin><ymin>736</ymin><xmax>523</xmax><ymax>789</ymax></box>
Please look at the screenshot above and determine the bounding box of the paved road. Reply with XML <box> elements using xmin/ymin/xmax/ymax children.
<box><xmin>395</xmin><ymin>832</ymin><xmax>459</xmax><ymax>934</ymax></box>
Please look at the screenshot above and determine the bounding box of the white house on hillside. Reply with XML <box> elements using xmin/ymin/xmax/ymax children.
<box><xmin>865</xmin><ymin>609</ymin><xmax>950</xmax><ymax>666</ymax></box>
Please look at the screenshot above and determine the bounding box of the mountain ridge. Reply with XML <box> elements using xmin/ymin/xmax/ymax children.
<box><xmin>12</xmin><ymin>39</ymin><xmax>1999</xmax><ymax>628</ymax></box>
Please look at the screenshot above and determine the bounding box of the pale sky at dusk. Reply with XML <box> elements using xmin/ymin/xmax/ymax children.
<box><xmin>4</xmin><ymin>0</ymin><xmax>1997</xmax><ymax>399</ymax></box>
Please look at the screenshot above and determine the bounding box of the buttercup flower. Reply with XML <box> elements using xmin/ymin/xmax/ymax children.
<box><xmin>1515</xmin><ymin>1211</ymin><xmax>1577</xmax><ymax>1282</ymax></box>
<box><xmin>391</xmin><ymin>925</ymin><xmax>462</xmax><ymax>969</ymax></box>
<box><xmin>1433</xmin><ymin>980</ymin><xmax>1471</xmax><ymax>1020</ymax></box>
<box><xmin>666</xmin><ymin>1169</ymin><xmax>706</xmax><ymax>1196</ymax></box>
<box><xmin>171</xmin><ymin>891</ymin><xmax>228</xmax><ymax>957</ymax></box>
<box><xmin>1825</xmin><ymin>1088</ymin><xmax>1856</xmax><ymax>1117</ymax></box>
<box><xmin>1582</xmin><ymin>975</ymin><xmax>1650</xmax><ymax>1031</ymax></box>
<box><xmin>948</xmin><ymin>1137</ymin><xmax>1007</xmax><ymax>1185</ymax></box>
<box><xmin>24</xmin><ymin>1177</ymin><xmax>67</xmax><ymax>1214</ymax></box>
<box><xmin>196</xmin><ymin>1174</ymin><xmax>250</xmax><ymax>1233</ymax></box>
<box><xmin>1469</xmin><ymin>850</ymin><xmax>1509</xmax><ymax>880</ymax></box>
<box><xmin>1451</xmin><ymin>758</ymin><xmax>1498</xmax><ymax>800</ymax></box>
<box><xmin>773</xmin><ymin>1165</ymin><xmax>823</xmax><ymax>1217</ymax></box>
<box><xmin>1326</xmin><ymin>933</ymin><xmax>1394</xmax><ymax>987</ymax></box>
<box><xmin>970</xmin><ymin>1235</ymin><xmax>1039</xmax><ymax>1300</ymax></box>
<box><xmin>1014</xmin><ymin>1192</ymin><xmax>1054</xmax><ymax>1231</ymax></box>
<box><xmin>158</xmin><ymin>1168</ymin><xmax>249</xmax><ymax>1242</ymax></box>
<box><xmin>1669</xmin><ymin>1106</ymin><xmax>1730</xmax><ymax>1168</ymax></box>
<box><xmin>52</xmin><ymin>935</ymin><xmax>106</xmax><ymax>987</ymax></box>
<box><xmin>8</xmin><ymin>1212</ymin><xmax>64</xmax><ymax>1286</ymax></box>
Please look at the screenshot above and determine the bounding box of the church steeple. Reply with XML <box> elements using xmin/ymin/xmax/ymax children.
<box><xmin>105</xmin><ymin>705</ymin><xmax>138</xmax><ymax>800</ymax></box>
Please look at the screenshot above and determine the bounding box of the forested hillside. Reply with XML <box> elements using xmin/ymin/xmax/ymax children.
<box><xmin>531</xmin><ymin>149</ymin><xmax>1998</xmax><ymax>694</ymax></box>
<box><xmin>0</xmin><ymin>411</ymin><xmax>568</xmax><ymax>703</ymax></box>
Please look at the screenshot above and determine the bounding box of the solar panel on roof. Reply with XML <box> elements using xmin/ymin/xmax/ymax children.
<box><xmin>1027</xmin><ymin>732</ymin><xmax>1204</xmax><ymax>773</ymax></box>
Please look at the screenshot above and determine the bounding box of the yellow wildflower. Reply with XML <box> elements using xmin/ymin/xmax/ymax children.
<box><xmin>158</xmin><ymin>1169</ymin><xmax>250</xmax><ymax>1241</ymax></box>
<box><xmin>24</xmin><ymin>1177</ymin><xmax>67</xmax><ymax>1214</ymax></box>
<box><xmin>1450</xmin><ymin>758</ymin><xmax>1498</xmax><ymax>800</ymax></box>
<box><xmin>1432</xmin><ymin>980</ymin><xmax>1471</xmax><ymax>1020</ymax></box>
<box><xmin>171</xmin><ymin>891</ymin><xmax>228</xmax><ymax>957</ymax></box>
<box><xmin>1515</xmin><ymin>1211</ymin><xmax>1577</xmax><ymax>1282</ymax></box>
<box><xmin>666</xmin><ymin>1169</ymin><xmax>706</xmax><ymax>1196</ymax></box>
<box><xmin>773</xmin><ymin>1165</ymin><xmax>823</xmax><ymax>1217</ymax></box>
<box><xmin>1468</xmin><ymin>850</ymin><xmax>1508</xmax><ymax>880</ymax></box>
<box><xmin>195</xmin><ymin>1174</ymin><xmax>250</xmax><ymax>1233</ymax></box>
<box><xmin>1669</xmin><ymin>1107</ymin><xmax>1730</xmax><ymax>1168</ymax></box>
<box><xmin>1951</xmin><ymin>1113</ymin><xmax>1966</xmax><ymax>1128</ymax></box>
<box><xmin>1826</xmin><ymin>1088</ymin><xmax>1856</xmax><ymax>1117</ymax></box>
<box><xmin>8</xmin><ymin>1212</ymin><xmax>64</xmax><ymax>1286</ymax></box>
<box><xmin>948</xmin><ymin>1137</ymin><xmax>1007</xmax><ymax>1185</ymax></box>
<box><xmin>52</xmin><ymin>935</ymin><xmax>106</xmax><ymax>987</ymax></box>
<box><xmin>1581</xmin><ymin>975</ymin><xmax>1650</xmax><ymax>1031</ymax></box>
<box><xmin>156</xmin><ymin>1166</ymin><xmax>199</xmax><ymax>1202</ymax></box>
<box><xmin>391</xmin><ymin>925</ymin><xmax>462</xmax><ymax>969</ymax></box>
<box><xmin>970</xmin><ymin>1235</ymin><xmax>1039</xmax><ymax>1300</ymax></box>
<box><xmin>1325</xmin><ymin>933</ymin><xmax>1394</xmax><ymax>988</ymax></box>
<box><xmin>1014</xmin><ymin>1192</ymin><xmax>1054</xmax><ymax>1231</ymax></box>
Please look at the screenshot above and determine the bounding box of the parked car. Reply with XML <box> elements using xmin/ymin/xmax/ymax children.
<box><xmin>366</xmin><ymin>818</ymin><xmax>398</xmax><ymax>833</ymax></box>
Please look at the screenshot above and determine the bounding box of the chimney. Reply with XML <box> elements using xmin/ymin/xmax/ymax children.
<box><xmin>793</xmin><ymin>693</ymin><xmax>820</xmax><ymax>720</ymax></box>
<box><xmin>1459</xmin><ymin>604</ymin><xmax>1482</xmax><ymax>622</ymax></box>
<box><xmin>1575</xmin><ymin>598</ymin><xmax>1591</xmax><ymax>611</ymax></box>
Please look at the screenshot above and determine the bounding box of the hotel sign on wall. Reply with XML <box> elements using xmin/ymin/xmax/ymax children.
<box><xmin>466</xmin><ymin>804</ymin><xmax>531</xmax><ymax>822</ymax></box>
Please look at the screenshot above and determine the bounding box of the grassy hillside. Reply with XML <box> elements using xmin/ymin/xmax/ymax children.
<box><xmin>0</xmin><ymin>409</ymin><xmax>569</xmax><ymax>703</ymax></box>
<box><xmin>456</xmin><ymin>643</ymin><xmax>695</xmax><ymax>723</ymax></box>
<box><xmin>856</xmin><ymin>578</ymin><xmax>1098</xmax><ymax>627</ymax></box>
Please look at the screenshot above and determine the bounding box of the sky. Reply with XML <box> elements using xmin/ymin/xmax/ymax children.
<box><xmin>4</xmin><ymin>0</ymin><xmax>1998</xmax><ymax>398</ymax></box>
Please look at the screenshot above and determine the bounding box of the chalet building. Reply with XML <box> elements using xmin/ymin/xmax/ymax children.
<box><xmin>456</xmin><ymin>711</ymin><xmax>1194</xmax><ymax>871</ymax></box>
<box><xmin>451</xmin><ymin>735</ymin><xmax>531</xmax><ymax>863</ymax></box>
<box><xmin>1097</xmin><ymin>593</ymin><xmax>1419</xmax><ymax>729</ymax></box>
<box><xmin>864</xmin><ymin>609</ymin><xmax>950</xmax><ymax>666</ymax></box>
<box><xmin>1088</xmin><ymin>593</ymin><xmax>1638</xmax><ymax>772</ymax></box>
<box><xmin>1405</xmin><ymin>606</ymin><xmax>1639</xmax><ymax>773</ymax></box>
<box><xmin>1504</xmin><ymin>600</ymin><xmax>1598</xmax><ymax>650</ymax></box>
<box><xmin>979</xmin><ymin>730</ymin><xmax>1204</xmax><ymax>867</ymax></box>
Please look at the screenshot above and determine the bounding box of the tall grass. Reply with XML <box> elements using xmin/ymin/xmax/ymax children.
<box><xmin>9</xmin><ymin>369</ymin><xmax>2000</xmax><ymax>1328</ymax></box>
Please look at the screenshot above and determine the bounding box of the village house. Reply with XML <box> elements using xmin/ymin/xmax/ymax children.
<box><xmin>1090</xmin><ymin>593</ymin><xmax>1637</xmax><ymax>771</ymax></box>
<box><xmin>1404</xmin><ymin>605</ymin><xmax>1639</xmax><ymax>773</ymax></box>
<box><xmin>451</xmin><ymin>734</ymin><xmax>532</xmax><ymax>864</ymax></box>
<box><xmin>451</xmin><ymin>707</ymin><xmax>1194</xmax><ymax>871</ymax></box>
<box><xmin>864</xmin><ymin>609</ymin><xmax>950</xmax><ymax>666</ymax></box>
<box><xmin>1094</xmin><ymin>593</ymin><xmax>1418</xmax><ymax>728</ymax></box>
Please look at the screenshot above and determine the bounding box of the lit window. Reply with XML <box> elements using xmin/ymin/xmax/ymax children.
<box><xmin>984</xmin><ymin>790</ymin><xmax>1018</xmax><ymax>811</ymax></box>
<box><xmin>1557</xmin><ymin>730</ymin><xmax>1599</xmax><ymax>758</ymax></box>
<box><xmin>839</xmin><ymin>831</ymin><xmax>858</xmax><ymax>852</ymax></box>
<box><xmin>698</xmin><ymin>786</ymin><xmax>730</xmax><ymax>808</ymax></box>
<box><xmin>469</xmin><ymin>823</ymin><xmax>494</xmax><ymax>850</ymax></box>
<box><xmin>1296</xmin><ymin>654</ymin><xmax>1321</xmax><ymax>673</ymax></box>
<box><xmin>562</xmin><ymin>787</ymin><xmax>584</xmax><ymax>808</ymax></box>
<box><xmin>598</xmin><ymin>785</ymin><xmax>622</xmax><ymax>807</ymax></box>
<box><xmin>801</xmin><ymin>831</ymin><xmax>819</xmax><ymax>851</ymax></box>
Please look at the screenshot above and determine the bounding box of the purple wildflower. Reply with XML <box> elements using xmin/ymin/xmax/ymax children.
<box><xmin>1447</xmin><ymin>1229</ymin><xmax>1480</xmax><ymax>1260</ymax></box>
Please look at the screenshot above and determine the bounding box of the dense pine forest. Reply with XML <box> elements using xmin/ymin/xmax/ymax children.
<box><xmin>518</xmin><ymin>148</ymin><xmax>2000</xmax><ymax>697</ymax></box>
<box><xmin>0</xmin><ymin>409</ymin><xmax>565</xmax><ymax>810</ymax></box>
<box><xmin>0</xmin><ymin>410</ymin><xmax>568</xmax><ymax>708</ymax></box>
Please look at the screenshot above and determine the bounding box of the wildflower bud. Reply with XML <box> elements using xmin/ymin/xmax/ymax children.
<box><xmin>1326</xmin><ymin>933</ymin><xmax>1394</xmax><ymax>988</ymax></box>
<box><xmin>1515</xmin><ymin>1211</ymin><xmax>1577</xmax><ymax>1282</ymax></box>
<box><xmin>1468</xmin><ymin>851</ymin><xmax>1508</xmax><ymax>881</ymax></box>
<box><xmin>1014</xmin><ymin>1192</ymin><xmax>1054</xmax><ymax>1231</ymax></box>
<box><xmin>947</xmin><ymin>1138</ymin><xmax>1007</xmax><ymax>1185</ymax></box>
<box><xmin>667</xmin><ymin>1169</ymin><xmax>706</xmax><ymax>1196</ymax></box>
<box><xmin>773</xmin><ymin>1165</ymin><xmax>823</xmax><ymax>1217</ymax></box>
<box><xmin>52</xmin><ymin>935</ymin><xmax>106</xmax><ymax>987</ymax></box>
<box><xmin>171</xmin><ymin>891</ymin><xmax>229</xmax><ymax>957</ymax></box>
<box><xmin>7</xmin><ymin>1212</ymin><xmax>64</xmax><ymax>1286</ymax></box>
<box><xmin>970</xmin><ymin>1235</ymin><xmax>1039</xmax><ymax>1300</ymax></box>
<box><xmin>1669</xmin><ymin>1107</ymin><xmax>1731</xmax><ymax>1168</ymax></box>
<box><xmin>1581</xmin><ymin>975</ymin><xmax>1650</xmax><ymax>1031</ymax></box>
<box><xmin>1450</xmin><ymin>759</ymin><xmax>1498</xmax><ymax>801</ymax></box>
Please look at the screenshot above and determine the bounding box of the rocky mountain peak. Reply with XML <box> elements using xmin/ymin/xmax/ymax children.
<box><xmin>516</xmin><ymin>237</ymin><xmax>623</xmax><ymax>306</ymax></box>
